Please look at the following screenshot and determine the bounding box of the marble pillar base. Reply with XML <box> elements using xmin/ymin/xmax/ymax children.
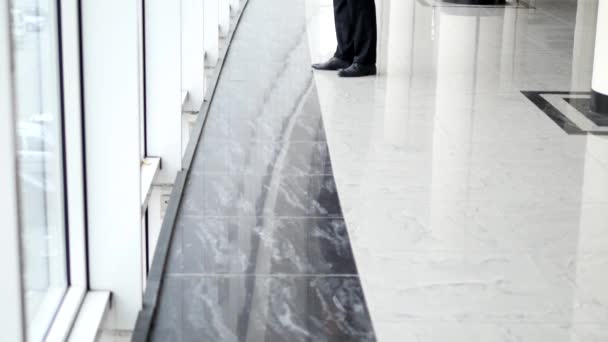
<box><xmin>591</xmin><ymin>89</ymin><xmax>608</xmax><ymax>115</ymax></box>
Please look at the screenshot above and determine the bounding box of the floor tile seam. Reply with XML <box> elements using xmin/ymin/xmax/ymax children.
<box><xmin>334</xmin><ymin>190</ymin><xmax>597</xmax><ymax>198</ymax></box>
<box><xmin>375</xmin><ymin>89</ymin><xmax>563</xmax><ymax>98</ymax></box>
<box><xmin>333</xmin><ymin>194</ymin><xmax>608</xmax><ymax>201</ymax></box>
<box><xmin>176</xmin><ymin>215</ymin><xmax>346</xmax><ymax>221</ymax></box>
<box><xmin>197</xmin><ymin>140</ymin><xmax>329</xmax><ymax>145</ymax></box>
<box><xmin>198</xmin><ymin>139</ymin><xmax>328</xmax><ymax>143</ymax></box>
<box><xmin>366</xmin><ymin>74</ymin><xmax>568</xmax><ymax>87</ymax></box>
<box><xmin>332</xmin><ymin>158</ymin><xmax>589</xmax><ymax>167</ymax></box>
<box><xmin>178</xmin><ymin>210</ymin><xmax>344</xmax><ymax>219</ymax></box>
<box><xmin>177</xmin><ymin>214</ymin><xmax>346</xmax><ymax>218</ymax></box>
<box><xmin>344</xmin><ymin>251</ymin><xmax>608</xmax><ymax>259</ymax></box>
<box><xmin>330</xmin><ymin>168</ymin><xmax>586</xmax><ymax>177</ymax></box>
<box><xmin>164</xmin><ymin>273</ymin><xmax>361</xmax><ymax>277</ymax></box>
<box><xmin>413</xmin><ymin>318</ymin><xmax>608</xmax><ymax>324</ymax></box>
<box><xmin>180</xmin><ymin>202</ymin><xmax>607</xmax><ymax>210</ymax></box>
<box><xmin>175</xmin><ymin>218</ymin><xmax>347</xmax><ymax>225</ymax></box>
<box><xmin>196</xmin><ymin>140</ymin><xmax>329</xmax><ymax>145</ymax></box>
<box><xmin>346</xmin><ymin>178</ymin><xmax>591</xmax><ymax>186</ymax></box>
<box><xmin>193</xmin><ymin>171</ymin><xmax>334</xmax><ymax>176</ymax></box>
<box><xmin>362</xmin><ymin>318</ymin><xmax>608</xmax><ymax>324</ymax></box>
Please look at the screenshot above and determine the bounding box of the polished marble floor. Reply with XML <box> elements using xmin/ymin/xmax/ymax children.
<box><xmin>147</xmin><ymin>0</ymin><xmax>608</xmax><ymax>340</ymax></box>
<box><xmin>306</xmin><ymin>0</ymin><xmax>608</xmax><ymax>340</ymax></box>
<box><xmin>148</xmin><ymin>0</ymin><xmax>375</xmax><ymax>340</ymax></box>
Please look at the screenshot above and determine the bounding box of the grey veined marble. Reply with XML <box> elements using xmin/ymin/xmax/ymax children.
<box><xmin>167</xmin><ymin>217</ymin><xmax>358</xmax><ymax>275</ymax></box>
<box><xmin>148</xmin><ymin>0</ymin><xmax>375</xmax><ymax>340</ymax></box>
<box><xmin>152</xmin><ymin>276</ymin><xmax>375</xmax><ymax>342</ymax></box>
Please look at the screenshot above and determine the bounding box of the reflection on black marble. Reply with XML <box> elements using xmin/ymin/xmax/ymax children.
<box><xmin>193</xmin><ymin>140</ymin><xmax>332</xmax><ymax>175</ymax></box>
<box><xmin>147</xmin><ymin>0</ymin><xmax>375</xmax><ymax>339</ymax></box>
<box><xmin>180</xmin><ymin>174</ymin><xmax>343</xmax><ymax>218</ymax></box>
<box><xmin>202</xmin><ymin>83</ymin><xmax>327</xmax><ymax>143</ymax></box>
<box><xmin>151</xmin><ymin>276</ymin><xmax>376</xmax><ymax>342</ymax></box>
<box><xmin>167</xmin><ymin>217</ymin><xmax>357</xmax><ymax>275</ymax></box>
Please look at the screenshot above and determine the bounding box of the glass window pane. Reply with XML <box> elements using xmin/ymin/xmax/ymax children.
<box><xmin>10</xmin><ymin>0</ymin><xmax>68</xmax><ymax>339</ymax></box>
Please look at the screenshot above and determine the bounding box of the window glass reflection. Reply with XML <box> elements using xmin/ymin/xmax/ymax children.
<box><xmin>10</xmin><ymin>0</ymin><xmax>68</xmax><ymax>339</ymax></box>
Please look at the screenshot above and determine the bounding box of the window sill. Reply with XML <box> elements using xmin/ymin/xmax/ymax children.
<box><xmin>141</xmin><ymin>157</ymin><xmax>161</xmax><ymax>214</ymax></box>
<box><xmin>181</xmin><ymin>90</ymin><xmax>188</xmax><ymax>109</ymax></box>
<box><xmin>32</xmin><ymin>288</ymin><xmax>74</xmax><ymax>342</ymax></box>
<box><xmin>67</xmin><ymin>291</ymin><xmax>111</xmax><ymax>341</ymax></box>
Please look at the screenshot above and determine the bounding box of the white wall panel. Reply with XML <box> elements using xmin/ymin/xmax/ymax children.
<box><xmin>219</xmin><ymin>0</ymin><xmax>231</xmax><ymax>37</ymax></box>
<box><xmin>145</xmin><ymin>0</ymin><xmax>182</xmax><ymax>183</ymax></box>
<box><xmin>592</xmin><ymin>0</ymin><xmax>608</xmax><ymax>94</ymax></box>
<box><xmin>230</xmin><ymin>0</ymin><xmax>240</xmax><ymax>14</ymax></box>
<box><xmin>182</xmin><ymin>0</ymin><xmax>206</xmax><ymax>112</ymax></box>
<box><xmin>204</xmin><ymin>0</ymin><xmax>220</xmax><ymax>66</ymax></box>
<box><xmin>571</xmin><ymin>0</ymin><xmax>597</xmax><ymax>90</ymax></box>
<box><xmin>81</xmin><ymin>0</ymin><xmax>145</xmax><ymax>330</ymax></box>
<box><xmin>60</xmin><ymin>0</ymin><xmax>88</xmax><ymax>289</ymax></box>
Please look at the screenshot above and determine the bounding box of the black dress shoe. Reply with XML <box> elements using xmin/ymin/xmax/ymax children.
<box><xmin>338</xmin><ymin>63</ymin><xmax>377</xmax><ymax>77</ymax></box>
<box><xmin>312</xmin><ymin>57</ymin><xmax>351</xmax><ymax>71</ymax></box>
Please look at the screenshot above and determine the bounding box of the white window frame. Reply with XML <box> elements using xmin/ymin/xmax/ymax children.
<box><xmin>0</xmin><ymin>1</ymin><xmax>27</xmax><ymax>340</ymax></box>
<box><xmin>45</xmin><ymin>0</ymin><xmax>90</xmax><ymax>337</ymax></box>
<box><xmin>1</xmin><ymin>0</ymin><xmax>88</xmax><ymax>339</ymax></box>
<box><xmin>2</xmin><ymin>0</ymin><xmax>115</xmax><ymax>339</ymax></box>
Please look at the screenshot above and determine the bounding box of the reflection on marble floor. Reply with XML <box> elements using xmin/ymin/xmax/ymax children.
<box><xmin>153</xmin><ymin>276</ymin><xmax>373</xmax><ymax>341</ymax></box>
<box><xmin>149</xmin><ymin>0</ymin><xmax>375</xmax><ymax>340</ymax></box>
<box><xmin>307</xmin><ymin>0</ymin><xmax>608</xmax><ymax>340</ymax></box>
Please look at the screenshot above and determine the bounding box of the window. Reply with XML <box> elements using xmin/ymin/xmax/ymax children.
<box><xmin>10</xmin><ymin>0</ymin><xmax>68</xmax><ymax>339</ymax></box>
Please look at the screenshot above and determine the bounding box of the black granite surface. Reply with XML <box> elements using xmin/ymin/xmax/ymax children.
<box><xmin>147</xmin><ymin>0</ymin><xmax>376</xmax><ymax>340</ymax></box>
<box><xmin>151</xmin><ymin>276</ymin><xmax>375</xmax><ymax>342</ymax></box>
<box><xmin>565</xmin><ymin>97</ymin><xmax>608</xmax><ymax>126</ymax></box>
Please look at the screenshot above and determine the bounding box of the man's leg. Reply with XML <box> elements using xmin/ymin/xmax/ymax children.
<box><xmin>333</xmin><ymin>0</ymin><xmax>355</xmax><ymax>62</ymax></box>
<box><xmin>351</xmin><ymin>0</ymin><xmax>377</xmax><ymax>65</ymax></box>
<box><xmin>336</xmin><ymin>0</ymin><xmax>376</xmax><ymax>77</ymax></box>
<box><xmin>312</xmin><ymin>0</ymin><xmax>353</xmax><ymax>70</ymax></box>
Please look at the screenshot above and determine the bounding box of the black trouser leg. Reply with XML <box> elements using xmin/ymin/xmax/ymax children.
<box><xmin>350</xmin><ymin>0</ymin><xmax>377</xmax><ymax>65</ymax></box>
<box><xmin>333</xmin><ymin>0</ymin><xmax>355</xmax><ymax>62</ymax></box>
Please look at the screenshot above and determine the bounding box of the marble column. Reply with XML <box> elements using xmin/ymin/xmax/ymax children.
<box><xmin>571</xmin><ymin>0</ymin><xmax>598</xmax><ymax>91</ymax></box>
<box><xmin>591</xmin><ymin>0</ymin><xmax>608</xmax><ymax>114</ymax></box>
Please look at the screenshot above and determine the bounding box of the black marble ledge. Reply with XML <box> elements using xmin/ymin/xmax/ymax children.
<box><xmin>150</xmin><ymin>275</ymin><xmax>376</xmax><ymax>342</ymax></box>
<box><xmin>166</xmin><ymin>216</ymin><xmax>358</xmax><ymax>275</ymax></box>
